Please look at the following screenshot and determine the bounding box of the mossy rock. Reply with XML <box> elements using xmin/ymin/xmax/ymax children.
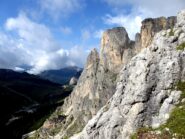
<box><xmin>131</xmin><ymin>81</ymin><xmax>185</xmax><ymax>139</ymax></box>
<box><xmin>176</xmin><ymin>42</ymin><xmax>185</xmax><ymax>50</ymax></box>
<box><xmin>176</xmin><ymin>81</ymin><xmax>185</xmax><ymax>99</ymax></box>
<box><xmin>169</xmin><ymin>28</ymin><xmax>174</xmax><ymax>36</ymax></box>
<box><xmin>158</xmin><ymin>81</ymin><xmax>185</xmax><ymax>137</ymax></box>
<box><xmin>157</xmin><ymin>81</ymin><xmax>185</xmax><ymax>137</ymax></box>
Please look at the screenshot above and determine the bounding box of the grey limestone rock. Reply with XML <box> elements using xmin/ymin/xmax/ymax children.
<box><xmin>69</xmin><ymin>77</ymin><xmax>78</xmax><ymax>85</ymax></box>
<box><xmin>141</xmin><ymin>16</ymin><xmax>176</xmax><ymax>48</ymax></box>
<box><xmin>71</xmin><ymin>9</ymin><xmax>185</xmax><ymax>139</ymax></box>
<box><xmin>39</xmin><ymin>27</ymin><xmax>139</xmax><ymax>139</ymax></box>
<box><xmin>177</xmin><ymin>9</ymin><xmax>185</xmax><ymax>27</ymax></box>
<box><xmin>56</xmin><ymin>27</ymin><xmax>137</xmax><ymax>138</ymax></box>
<box><xmin>32</xmin><ymin>11</ymin><xmax>179</xmax><ymax>139</ymax></box>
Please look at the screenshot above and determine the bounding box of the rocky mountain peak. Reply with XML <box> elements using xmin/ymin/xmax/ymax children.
<box><xmin>29</xmin><ymin>10</ymin><xmax>181</xmax><ymax>139</ymax></box>
<box><xmin>141</xmin><ymin>16</ymin><xmax>176</xmax><ymax>48</ymax></box>
<box><xmin>100</xmin><ymin>27</ymin><xmax>130</xmax><ymax>73</ymax></box>
<box><xmin>71</xmin><ymin>9</ymin><xmax>185</xmax><ymax>139</ymax></box>
<box><xmin>86</xmin><ymin>48</ymin><xmax>99</xmax><ymax>68</ymax></box>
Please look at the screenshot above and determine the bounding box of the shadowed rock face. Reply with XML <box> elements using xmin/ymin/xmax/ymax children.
<box><xmin>141</xmin><ymin>16</ymin><xmax>177</xmax><ymax>48</ymax></box>
<box><xmin>31</xmin><ymin>15</ymin><xmax>177</xmax><ymax>139</ymax></box>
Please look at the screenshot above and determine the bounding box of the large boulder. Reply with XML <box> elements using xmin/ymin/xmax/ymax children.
<box><xmin>69</xmin><ymin>77</ymin><xmax>78</xmax><ymax>86</ymax></box>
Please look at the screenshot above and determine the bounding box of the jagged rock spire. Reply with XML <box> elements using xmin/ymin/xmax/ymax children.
<box><xmin>72</xmin><ymin>9</ymin><xmax>185</xmax><ymax>139</ymax></box>
<box><xmin>141</xmin><ymin>16</ymin><xmax>176</xmax><ymax>48</ymax></box>
<box><xmin>100</xmin><ymin>27</ymin><xmax>130</xmax><ymax>73</ymax></box>
<box><xmin>30</xmin><ymin>11</ymin><xmax>178</xmax><ymax>139</ymax></box>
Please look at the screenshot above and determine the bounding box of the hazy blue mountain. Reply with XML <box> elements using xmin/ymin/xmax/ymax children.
<box><xmin>39</xmin><ymin>66</ymin><xmax>83</xmax><ymax>85</ymax></box>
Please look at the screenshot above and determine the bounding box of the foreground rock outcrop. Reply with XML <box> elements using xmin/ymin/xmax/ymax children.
<box><xmin>25</xmin><ymin>11</ymin><xmax>179</xmax><ymax>139</ymax></box>
<box><xmin>71</xmin><ymin>10</ymin><xmax>185</xmax><ymax>139</ymax></box>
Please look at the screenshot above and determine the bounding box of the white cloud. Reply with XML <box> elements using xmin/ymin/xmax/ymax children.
<box><xmin>104</xmin><ymin>15</ymin><xmax>142</xmax><ymax>39</ymax></box>
<box><xmin>60</xmin><ymin>26</ymin><xmax>72</xmax><ymax>35</ymax></box>
<box><xmin>39</xmin><ymin>0</ymin><xmax>84</xmax><ymax>19</ymax></box>
<box><xmin>103</xmin><ymin>0</ymin><xmax>185</xmax><ymax>39</ymax></box>
<box><xmin>14</xmin><ymin>67</ymin><xmax>25</xmax><ymax>72</ymax></box>
<box><xmin>6</xmin><ymin>13</ymin><xmax>57</xmax><ymax>52</ymax></box>
<box><xmin>67</xmin><ymin>45</ymin><xmax>88</xmax><ymax>66</ymax></box>
<box><xmin>0</xmin><ymin>13</ymin><xmax>88</xmax><ymax>74</ymax></box>
<box><xmin>104</xmin><ymin>0</ymin><xmax>185</xmax><ymax>17</ymax></box>
<box><xmin>0</xmin><ymin>32</ymin><xmax>28</xmax><ymax>69</ymax></box>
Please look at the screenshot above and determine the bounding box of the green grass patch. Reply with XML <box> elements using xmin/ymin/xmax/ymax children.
<box><xmin>159</xmin><ymin>106</ymin><xmax>185</xmax><ymax>137</ymax></box>
<box><xmin>130</xmin><ymin>127</ymin><xmax>152</xmax><ymax>139</ymax></box>
<box><xmin>176</xmin><ymin>81</ymin><xmax>185</xmax><ymax>99</ymax></box>
<box><xmin>50</xmin><ymin>125</ymin><xmax>63</xmax><ymax>136</ymax></box>
<box><xmin>131</xmin><ymin>81</ymin><xmax>185</xmax><ymax>138</ymax></box>
<box><xmin>176</xmin><ymin>42</ymin><xmax>185</xmax><ymax>50</ymax></box>
<box><xmin>29</xmin><ymin>112</ymin><xmax>51</xmax><ymax>131</ymax></box>
<box><xmin>157</xmin><ymin>81</ymin><xmax>185</xmax><ymax>138</ymax></box>
<box><xmin>111</xmin><ymin>73</ymin><xmax>117</xmax><ymax>83</ymax></box>
<box><xmin>169</xmin><ymin>28</ymin><xmax>174</xmax><ymax>36</ymax></box>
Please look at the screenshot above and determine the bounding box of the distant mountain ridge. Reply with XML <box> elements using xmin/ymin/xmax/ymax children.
<box><xmin>39</xmin><ymin>66</ymin><xmax>83</xmax><ymax>85</ymax></box>
<box><xmin>0</xmin><ymin>69</ymin><xmax>73</xmax><ymax>139</ymax></box>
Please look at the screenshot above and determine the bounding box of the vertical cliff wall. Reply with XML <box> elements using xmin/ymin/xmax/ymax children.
<box><xmin>141</xmin><ymin>16</ymin><xmax>176</xmax><ymax>48</ymax></box>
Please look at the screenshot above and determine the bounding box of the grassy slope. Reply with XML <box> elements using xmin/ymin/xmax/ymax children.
<box><xmin>131</xmin><ymin>81</ymin><xmax>185</xmax><ymax>139</ymax></box>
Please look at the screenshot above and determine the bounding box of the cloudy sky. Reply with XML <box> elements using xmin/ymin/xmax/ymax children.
<box><xmin>0</xmin><ymin>0</ymin><xmax>184</xmax><ymax>74</ymax></box>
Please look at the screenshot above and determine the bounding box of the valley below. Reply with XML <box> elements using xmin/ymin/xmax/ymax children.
<box><xmin>0</xmin><ymin>69</ymin><xmax>78</xmax><ymax>139</ymax></box>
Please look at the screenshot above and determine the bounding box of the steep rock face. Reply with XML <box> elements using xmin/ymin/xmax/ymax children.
<box><xmin>100</xmin><ymin>27</ymin><xmax>131</xmax><ymax>73</ymax></box>
<box><xmin>30</xmin><ymin>27</ymin><xmax>138</xmax><ymax>139</ymax></box>
<box><xmin>72</xmin><ymin>10</ymin><xmax>185</xmax><ymax>139</ymax></box>
<box><xmin>32</xmin><ymin>17</ymin><xmax>177</xmax><ymax>139</ymax></box>
<box><xmin>141</xmin><ymin>16</ymin><xmax>176</xmax><ymax>48</ymax></box>
<box><xmin>54</xmin><ymin>27</ymin><xmax>138</xmax><ymax>138</ymax></box>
